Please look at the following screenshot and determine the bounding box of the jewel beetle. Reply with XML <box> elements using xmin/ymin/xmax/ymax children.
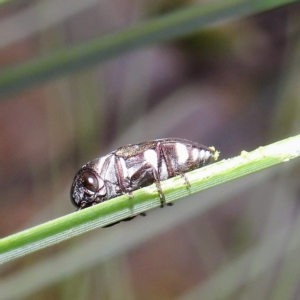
<box><xmin>71</xmin><ymin>138</ymin><xmax>219</xmax><ymax>225</ymax></box>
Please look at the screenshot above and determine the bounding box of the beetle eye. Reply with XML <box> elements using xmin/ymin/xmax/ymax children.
<box><xmin>81</xmin><ymin>171</ymin><xmax>99</xmax><ymax>192</ymax></box>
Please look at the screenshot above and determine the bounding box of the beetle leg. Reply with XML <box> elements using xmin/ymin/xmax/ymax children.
<box><xmin>159</xmin><ymin>142</ymin><xmax>176</xmax><ymax>177</ymax></box>
<box><xmin>179</xmin><ymin>173</ymin><xmax>191</xmax><ymax>188</ymax></box>
<box><xmin>159</xmin><ymin>142</ymin><xmax>191</xmax><ymax>201</ymax></box>
<box><xmin>103</xmin><ymin>221</ymin><xmax>121</xmax><ymax>227</ymax></box>
<box><xmin>99</xmin><ymin>155</ymin><xmax>114</xmax><ymax>178</ymax></box>
<box><xmin>157</xmin><ymin>142</ymin><xmax>177</xmax><ymax>206</ymax></box>
<box><xmin>129</xmin><ymin>162</ymin><xmax>166</xmax><ymax>207</ymax></box>
<box><xmin>127</xmin><ymin>191</ymin><xmax>134</xmax><ymax>198</ymax></box>
<box><xmin>114</xmin><ymin>155</ymin><xmax>130</xmax><ymax>195</ymax></box>
<box><xmin>122</xmin><ymin>216</ymin><xmax>137</xmax><ymax>222</ymax></box>
<box><xmin>154</xmin><ymin>178</ymin><xmax>165</xmax><ymax>207</ymax></box>
<box><xmin>114</xmin><ymin>156</ymin><xmax>151</xmax><ymax>201</ymax></box>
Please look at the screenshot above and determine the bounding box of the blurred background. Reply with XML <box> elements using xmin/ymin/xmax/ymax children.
<box><xmin>1</xmin><ymin>0</ymin><xmax>300</xmax><ymax>299</ymax></box>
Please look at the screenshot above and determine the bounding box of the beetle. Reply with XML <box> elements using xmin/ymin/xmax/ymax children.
<box><xmin>70</xmin><ymin>138</ymin><xmax>219</xmax><ymax>225</ymax></box>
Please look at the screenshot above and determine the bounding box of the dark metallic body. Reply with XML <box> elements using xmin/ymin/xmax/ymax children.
<box><xmin>71</xmin><ymin>138</ymin><xmax>218</xmax><ymax>225</ymax></box>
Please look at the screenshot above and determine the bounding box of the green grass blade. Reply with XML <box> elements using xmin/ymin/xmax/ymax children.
<box><xmin>0</xmin><ymin>0</ymin><xmax>297</xmax><ymax>98</ymax></box>
<box><xmin>0</xmin><ymin>134</ymin><xmax>300</xmax><ymax>264</ymax></box>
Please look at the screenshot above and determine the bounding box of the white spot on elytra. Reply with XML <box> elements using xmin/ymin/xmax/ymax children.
<box><xmin>119</xmin><ymin>157</ymin><xmax>128</xmax><ymax>178</ymax></box>
<box><xmin>204</xmin><ymin>151</ymin><xmax>211</xmax><ymax>160</ymax></box>
<box><xmin>192</xmin><ymin>148</ymin><xmax>199</xmax><ymax>161</ymax></box>
<box><xmin>144</xmin><ymin>149</ymin><xmax>158</xmax><ymax>170</ymax></box>
<box><xmin>199</xmin><ymin>149</ymin><xmax>206</xmax><ymax>161</ymax></box>
<box><xmin>160</xmin><ymin>161</ymin><xmax>168</xmax><ymax>180</ymax></box>
<box><xmin>176</xmin><ymin>143</ymin><xmax>189</xmax><ymax>164</ymax></box>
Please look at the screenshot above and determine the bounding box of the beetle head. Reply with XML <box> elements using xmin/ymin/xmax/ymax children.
<box><xmin>70</xmin><ymin>167</ymin><xmax>106</xmax><ymax>209</ymax></box>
